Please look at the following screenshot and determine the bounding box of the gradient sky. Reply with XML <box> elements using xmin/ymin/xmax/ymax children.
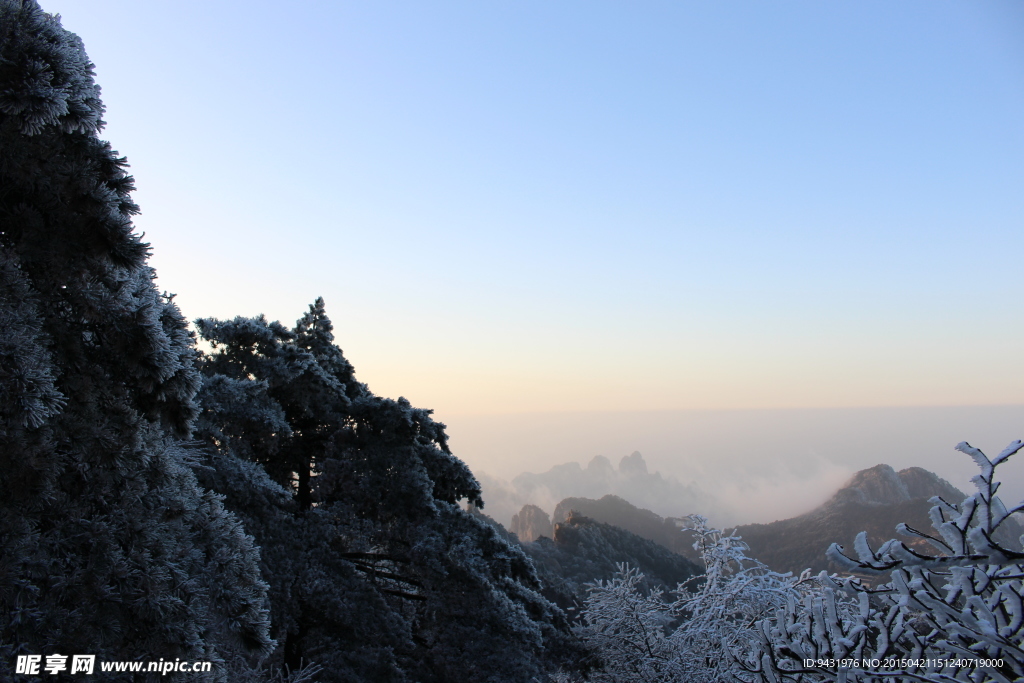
<box><xmin>44</xmin><ymin>1</ymin><xmax>1024</xmax><ymax>518</ymax></box>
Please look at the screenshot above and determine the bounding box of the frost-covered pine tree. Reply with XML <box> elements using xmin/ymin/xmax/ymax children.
<box><xmin>0</xmin><ymin>1</ymin><xmax>271</xmax><ymax>675</ymax></box>
<box><xmin>194</xmin><ymin>300</ymin><xmax>581</xmax><ymax>682</ymax></box>
<box><xmin>742</xmin><ymin>441</ymin><xmax>1024</xmax><ymax>683</ymax></box>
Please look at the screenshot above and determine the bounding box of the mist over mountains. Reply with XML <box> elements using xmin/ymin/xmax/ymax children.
<box><xmin>477</xmin><ymin>451</ymin><xmax>729</xmax><ymax>528</ymax></box>
<box><xmin>735</xmin><ymin>464</ymin><xmax>971</xmax><ymax>576</ymax></box>
<box><xmin>455</xmin><ymin>406</ymin><xmax>1024</xmax><ymax>527</ymax></box>
<box><xmin>498</xmin><ymin>460</ymin><xmax>1024</xmax><ymax>577</ymax></box>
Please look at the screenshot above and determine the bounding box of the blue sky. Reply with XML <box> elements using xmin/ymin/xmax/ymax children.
<box><xmin>46</xmin><ymin>1</ymin><xmax>1024</xmax><ymax>517</ymax></box>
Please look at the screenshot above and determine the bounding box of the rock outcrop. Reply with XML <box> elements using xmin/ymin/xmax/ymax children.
<box><xmin>510</xmin><ymin>504</ymin><xmax>554</xmax><ymax>542</ymax></box>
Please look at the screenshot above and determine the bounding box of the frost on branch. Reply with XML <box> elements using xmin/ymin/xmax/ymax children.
<box><xmin>743</xmin><ymin>440</ymin><xmax>1024</xmax><ymax>683</ymax></box>
<box><xmin>562</xmin><ymin>516</ymin><xmax>814</xmax><ymax>683</ymax></box>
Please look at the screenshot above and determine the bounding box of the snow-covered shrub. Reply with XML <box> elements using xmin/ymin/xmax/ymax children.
<box><xmin>742</xmin><ymin>441</ymin><xmax>1024</xmax><ymax>683</ymax></box>
<box><xmin>564</xmin><ymin>516</ymin><xmax>814</xmax><ymax>682</ymax></box>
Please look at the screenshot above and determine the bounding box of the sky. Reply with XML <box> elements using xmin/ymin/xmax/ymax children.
<box><xmin>46</xmin><ymin>1</ymin><xmax>1024</xmax><ymax>522</ymax></box>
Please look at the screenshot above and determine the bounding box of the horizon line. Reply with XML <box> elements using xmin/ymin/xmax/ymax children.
<box><xmin>440</xmin><ymin>403</ymin><xmax>1024</xmax><ymax>418</ymax></box>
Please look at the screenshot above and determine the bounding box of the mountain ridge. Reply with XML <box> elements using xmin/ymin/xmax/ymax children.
<box><xmin>511</xmin><ymin>462</ymin><xmax>1021</xmax><ymax>576</ymax></box>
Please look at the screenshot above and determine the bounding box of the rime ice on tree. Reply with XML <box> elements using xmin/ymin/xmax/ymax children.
<box><xmin>740</xmin><ymin>441</ymin><xmax>1024</xmax><ymax>683</ymax></box>
<box><xmin>194</xmin><ymin>299</ymin><xmax>583</xmax><ymax>681</ymax></box>
<box><xmin>0</xmin><ymin>1</ymin><xmax>270</xmax><ymax>674</ymax></box>
<box><xmin>557</xmin><ymin>442</ymin><xmax>1024</xmax><ymax>683</ymax></box>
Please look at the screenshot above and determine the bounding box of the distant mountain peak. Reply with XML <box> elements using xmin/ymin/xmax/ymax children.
<box><xmin>832</xmin><ymin>464</ymin><xmax>909</xmax><ymax>505</ymax></box>
<box><xmin>619</xmin><ymin>451</ymin><xmax>648</xmax><ymax>475</ymax></box>
<box><xmin>831</xmin><ymin>464</ymin><xmax>965</xmax><ymax>507</ymax></box>
<box><xmin>736</xmin><ymin>463</ymin><xmax>980</xmax><ymax>577</ymax></box>
<box><xmin>510</xmin><ymin>504</ymin><xmax>553</xmax><ymax>543</ymax></box>
<box><xmin>897</xmin><ymin>466</ymin><xmax>965</xmax><ymax>502</ymax></box>
<box><xmin>548</xmin><ymin>494</ymin><xmax>698</xmax><ymax>559</ymax></box>
<box><xmin>500</xmin><ymin>451</ymin><xmax>718</xmax><ymax>527</ymax></box>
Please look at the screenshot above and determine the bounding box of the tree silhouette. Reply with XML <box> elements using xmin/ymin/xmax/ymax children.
<box><xmin>0</xmin><ymin>1</ymin><xmax>271</xmax><ymax>674</ymax></box>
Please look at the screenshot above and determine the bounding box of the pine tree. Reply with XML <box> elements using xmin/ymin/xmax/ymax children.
<box><xmin>0</xmin><ymin>1</ymin><xmax>271</xmax><ymax>675</ymax></box>
<box><xmin>194</xmin><ymin>300</ymin><xmax>581</xmax><ymax>682</ymax></box>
